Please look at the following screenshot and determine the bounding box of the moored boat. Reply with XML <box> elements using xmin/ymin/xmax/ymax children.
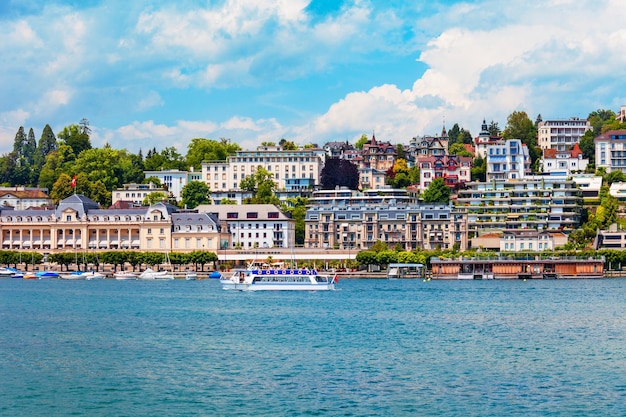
<box><xmin>185</xmin><ymin>271</ymin><xmax>198</xmax><ymax>280</ymax></box>
<box><xmin>139</xmin><ymin>268</ymin><xmax>174</xmax><ymax>280</ymax></box>
<box><xmin>114</xmin><ymin>271</ymin><xmax>137</xmax><ymax>280</ymax></box>
<box><xmin>36</xmin><ymin>271</ymin><xmax>59</xmax><ymax>279</ymax></box>
<box><xmin>221</xmin><ymin>267</ymin><xmax>337</xmax><ymax>291</ymax></box>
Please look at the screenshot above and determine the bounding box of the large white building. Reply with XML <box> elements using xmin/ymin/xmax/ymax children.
<box><xmin>196</xmin><ymin>204</ymin><xmax>295</xmax><ymax>249</ymax></box>
<box><xmin>537</xmin><ymin>117</ymin><xmax>590</xmax><ymax>151</ymax></box>
<box><xmin>539</xmin><ymin>144</ymin><xmax>588</xmax><ymax>176</ymax></box>
<box><xmin>595</xmin><ymin>130</ymin><xmax>626</xmax><ymax>173</ymax></box>
<box><xmin>201</xmin><ymin>146</ymin><xmax>326</xmax><ymax>192</ymax></box>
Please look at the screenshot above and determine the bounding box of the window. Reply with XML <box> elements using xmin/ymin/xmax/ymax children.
<box><xmin>268</xmin><ymin>212</ymin><xmax>279</xmax><ymax>219</ymax></box>
<box><xmin>227</xmin><ymin>212</ymin><xmax>238</xmax><ymax>219</ymax></box>
<box><xmin>247</xmin><ymin>212</ymin><xmax>258</xmax><ymax>219</ymax></box>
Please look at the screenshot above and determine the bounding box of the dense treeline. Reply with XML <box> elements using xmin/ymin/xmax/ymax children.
<box><xmin>0</xmin><ymin>250</ymin><xmax>218</xmax><ymax>272</ymax></box>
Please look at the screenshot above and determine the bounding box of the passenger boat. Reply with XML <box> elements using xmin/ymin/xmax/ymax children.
<box><xmin>185</xmin><ymin>271</ymin><xmax>198</xmax><ymax>280</ymax></box>
<box><xmin>387</xmin><ymin>263</ymin><xmax>425</xmax><ymax>279</ymax></box>
<box><xmin>139</xmin><ymin>268</ymin><xmax>174</xmax><ymax>280</ymax></box>
<box><xmin>114</xmin><ymin>271</ymin><xmax>137</xmax><ymax>280</ymax></box>
<box><xmin>221</xmin><ymin>267</ymin><xmax>337</xmax><ymax>291</ymax></box>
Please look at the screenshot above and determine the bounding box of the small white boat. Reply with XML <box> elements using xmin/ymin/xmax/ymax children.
<box><xmin>139</xmin><ymin>268</ymin><xmax>174</xmax><ymax>280</ymax></box>
<box><xmin>0</xmin><ymin>267</ymin><xmax>16</xmax><ymax>277</ymax></box>
<box><xmin>185</xmin><ymin>272</ymin><xmax>198</xmax><ymax>280</ymax></box>
<box><xmin>221</xmin><ymin>267</ymin><xmax>337</xmax><ymax>291</ymax></box>
<box><xmin>114</xmin><ymin>271</ymin><xmax>137</xmax><ymax>280</ymax></box>
<box><xmin>85</xmin><ymin>271</ymin><xmax>105</xmax><ymax>280</ymax></box>
<box><xmin>60</xmin><ymin>270</ymin><xmax>105</xmax><ymax>280</ymax></box>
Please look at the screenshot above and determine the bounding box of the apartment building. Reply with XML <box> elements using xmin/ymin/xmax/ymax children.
<box><xmin>594</xmin><ymin>130</ymin><xmax>626</xmax><ymax>173</ymax></box>
<box><xmin>485</xmin><ymin>139</ymin><xmax>530</xmax><ymax>181</ymax></box>
<box><xmin>417</xmin><ymin>155</ymin><xmax>472</xmax><ymax>189</ymax></box>
<box><xmin>143</xmin><ymin>169</ymin><xmax>201</xmax><ymax>201</ymax></box>
<box><xmin>537</xmin><ymin>117</ymin><xmax>590</xmax><ymax>151</ymax></box>
<box><xmin>112</xmin><ymin>183</ymin><xmax>169</xmax><ymax>206</ymax></box>
<box><xmin>0</xmin><ymin>187</ymin><xmax>52</xmax><ymax>209</ymax></box>
<box><xmin>196</xmin><ymin>204</ymin><xmax>295</xmax><ymax>249</ymax></box>
<box><xmin>201</xmin><ymin>146</ymin><xmax>326</xmax><ymax>192</ymax></box>
<box><xmin>304</xmin><ymin>201</ymin><xmax>468</xmax><ymax>251</ymax></box>
<box><xmin>456</xmin><ymin>177</ymin><xmax>582</xmax><ymax>242</ymax></box>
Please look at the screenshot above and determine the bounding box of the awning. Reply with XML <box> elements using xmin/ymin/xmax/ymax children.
<box><xmin>33</xmin><ymin>239</ymin><xmax>42</xmax><ymax>245</ymax></box>
<box><xmin>43</xmin><ymin>239</ymin><xmax>51</xmax><ymax>245</ymax></box>
<box><xmin>3</xmin><ymin>239</ymin><xmax>10</xmax><ymax>245</ymax></box>
<box><xmin>66</xmin><ymin>239</ymin><xmax>74</xmax><ymax>245</ymax></box>
<box><xmin>12</xmin><ymin>239</ymin><xmax>20</xmax><ymax>244</ymax></box>
<box><xmin>110</xmin><ymin>240</ymin><xmax>119</xmax><ymax>245</ymax></box>
<box><xmin>23</xmin><ymin>240</ymin><xmax>32</xmax><ymax>246</ymax></box>
<box><xmin>57</xmin><ymin>239</ymin><xmax>65</xmax><ymax>245</ymax></box>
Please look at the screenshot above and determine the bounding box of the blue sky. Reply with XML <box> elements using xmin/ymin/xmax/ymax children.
<box><xmin>1</xmin><ymin>0</ymin><xmax>625</xmax><ymax>154</ymax></box>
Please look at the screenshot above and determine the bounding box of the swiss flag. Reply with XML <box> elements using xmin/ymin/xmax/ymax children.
<box><xmin>71</xmin><ymin>174</ymin><xmax>76</xmax><ymax>188</ymax></box>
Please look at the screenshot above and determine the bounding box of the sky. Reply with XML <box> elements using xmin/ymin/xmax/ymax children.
<box><xmin>1</xmin><ymin>0</ymin><xmax>626</xmax><ymax>155</ymax></box>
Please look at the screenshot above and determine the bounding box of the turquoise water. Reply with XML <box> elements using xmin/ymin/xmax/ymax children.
<box><xmin>1</xmin><ymin>278</ymin><xmax>626</xmax><ymax>416</ymax></box>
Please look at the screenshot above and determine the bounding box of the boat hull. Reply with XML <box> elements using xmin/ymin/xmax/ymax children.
<box><xmin>221</xmin><ymin>280</ymin><xmax>335</xmax><ymax>291</ymax></box>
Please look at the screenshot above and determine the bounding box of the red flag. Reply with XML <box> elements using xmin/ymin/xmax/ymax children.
<box><xmin>333</xmin><ymin>274</ymin><xmax>338</xmax><ymax>284</ymax></box>
<box><xmin>71</xmin><ymin>174</ymin><xmax>77</xmax><ymax>188</ymax></box>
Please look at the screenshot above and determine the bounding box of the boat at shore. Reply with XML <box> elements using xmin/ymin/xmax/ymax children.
<box><xmin>387</xmin><ymin>263</ymin><xmax>425</xmax><ymax>279</ymax></box>
<box><xmin>185</xmin><ymin>271</ymin><xmax>198</xmax><ymax>280</ymax></box>
<box><xmin>114</xmin><ymin>271</ymin><xmax>137</xmax><ymax>280</ymax></box>
<box><xmin>60</xmin><ymin>270</ymin><xmax>105</xmax><ymax>280</ymax></box>
<box><xmin>221</xmin><ymin>267</ymin><xmax>337</xmax><ymax>291</ymax></box>
<box><xmin>139</xmin><ymin>268</ymin><xmax>174</xmax><ymax>280</ymax></box>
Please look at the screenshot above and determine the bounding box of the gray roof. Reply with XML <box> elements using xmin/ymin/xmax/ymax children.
<box><xmin>55</xmin><ymin>194</ymin><xmax>100</xmax><ymax>218</ymax></box>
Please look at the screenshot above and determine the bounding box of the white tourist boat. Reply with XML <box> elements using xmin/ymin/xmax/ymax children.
<box><xmin>185</xmin><ymin>271</ymin><xmax>198</xmax><ymax>280</ymax></box>
<box><xmin>221</xmin><ymin>267</ymin><xmax>337</xmax><ymax>291</ymax></box>
<box><xmin>139</xmin><ymin>268</ymin><xmax>174</xmax><ymax>280</ymax></box>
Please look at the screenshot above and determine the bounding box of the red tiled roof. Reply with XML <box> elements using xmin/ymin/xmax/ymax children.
<box><xmin>0</xmin><ymin>189</ymin><xmax>50</xmax><ymax>199</ymax></box>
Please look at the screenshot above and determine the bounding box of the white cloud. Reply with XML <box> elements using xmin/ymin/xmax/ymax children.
<box><xmin>136</xmin><ymin>91</ymin><xmax>164</xmax><ymax>112</ymax></box>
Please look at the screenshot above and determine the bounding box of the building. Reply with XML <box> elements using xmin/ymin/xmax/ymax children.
<box><xmin>594</xmin><ymin>130</ymin><xmax>626</xmax><ymax>173</ymax></box>
<box><xmin>537</xmin><ymin>117</ymin><xmax>590</xmax><ymax>151</ymax></box>
<box><xmin>308</xmin><ymin>187</ymin><xmax>416</xmax><ymax>207</ymax></box>
<box><xmin>143</xmin><ymin>169</ymin><xmax>201</xmax><ymax>201</ymax></box>
<box><xmin>323</xmin><ymin>141</ymin><xmax>355</xmax><ymax>158</ymax></box>
<box><xmin>539</xmin><ymin>144</ymin><xmax>588</xmax><ymax>175</ymax></box>
<box><xmin>196</xmin><ymin>204</ymin><xmax>295</xmax><ymax>249</ymax></box>
<box><xmin>304</xmin><ymin>200</ymin><xmax>468</xmax><ymax>251</ymax></box>
<box><xmin>500</xmin><ymin>230</ymin><xmax>567</xmax><ymax>252</ymax></box>
<box><xmin>594</xmin><ymin>223</ymin><xmax>626</xmax><ymax>250</ymax></box>
<box><xmin>417</xmin><ymin>155</ymin><xmax>472</xmax><ymax>189</ymax></box>
<box><xmin>360</xmin><ymin>134</ymin><xmax>396</xmax><ymax>172</ymax></box>
<box><xmin>0</xmin><ymin>187</ymin><xmax>52</xmax><ymax>210</ymax></box>
<box><xmin>201</xmin><ymin>145</ymin><xmax>326</xmax><ymax>192</ymax></box>
<box><xmin>456</xmin><ymin>177</ymin><xmax>582</xmax><ymax>243</ymax></box>
<box><xmin>358</xmin><ymin>168</ymin><xmax>387</xmax><ymax>190</ymax></box>
<box><xmin>0</xmin><ymin>194</ymin><xmax>226</xmax><ymax>253</ymax></box>
<box><xmin>485</xmin><ymin>139</ymin><xmax>530</xmax><ymax>181</ymax></box>
<box><xmin>473</xmin><ymin>119</ymin><xmax>501</xmax><ymax>158</ymax></box>
<box><xmin>112</xmin><ymin>183</ymin><xmax>169</xmax><ymax>206</ymax></box>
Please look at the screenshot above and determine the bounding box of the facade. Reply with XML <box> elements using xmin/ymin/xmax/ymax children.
<box><xmin>360</xmin><ymin>134</ymin><xmax>396</xmax><ymax>172</ymax></box>
<box><xmin>112</xmin><ymin>183</ymin><xmax>169</xmax><ymax>206</ymax></box>
<box><xmin>594</xmin><ymin>130</ymin><xmax>626</xmax><ymax>173</ymax></box>
<box><xmin>196</xmin><ymin>204</ymin><xmax>295</xmax><ymax>249</ymax></box>
<box><xmin>537</xmin><ymin>117</ymin><xmax>590</xmax><ymax>151</ymax></box>
<box><xmin>539</xmin><ymin>144</ymin><xmax>588</xmax><ymax>175</ymax></box>
<box><xmin>418</xmin><ymin>155</ymin><xmax>472</xmax><ymax>189</ymax></box>
<box><xmin>456</xmin><ymin>177</ymin><xmax>582</xmax><ymax>242</ymax></box>
<box><xmin>201</xmin><ymin>146</ymin><xmax>326</xmax><ymax>192</ymax></box>
<box><xmin>0</xmin><ymin>187</ymin><xmax>52</xmax><ymax>210</ymax></box>
<box><xmin>473</xmin><ymin>119</ymin><xmax>501</xmax><ymax>159</ymax></box>
<box><xmin>500</xmin><ymin>230</ymin><xmax>567</xmax><ymax>252</ymax></box>
<box><xmin>594</xmin><ymin>224</ymin><xmax>626</xmax><ymax>250</ymax></box>
<box><xmin>358</xmin><ymin>168</ymin><xmax>387</xmax><ymax>190</ymax></box>
<box><xmin>143</xmin><ymin>169</ymin><xmax>200</xmax><ymax>201</ymax></box>
<box><xmin>485</xmin><ymin>139</ymin><xmax>530</xmax><ymax>181</ymax></box>
<box><xmin>308</xmin><ymin>187</ymin><xmax>416</xmax><ymax>208</ymax></box>
<box><xmin>323</xmin><ymin>141</ymin><xmax>355</xmax><ymax>158</ymax></box>
<box><xmin>304</xmin><ymin>201</ymin><xmax>468</xmax><ymax>251</ymax></box>
<box><xmin>0</xmin><ymin>195</ymin><xmax>225</xmax><ymax>253</ymax></box>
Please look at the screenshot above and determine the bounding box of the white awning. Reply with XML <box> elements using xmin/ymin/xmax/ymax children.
<box><xmin>3</xmin><ymin>239</ymin><xmax>10</xmax><ymax>245</ymax></box>
<box><xmin>12</xmin><ymin>239</ymin><xmax>20</xmax><ymax>244</ymax></box>
<box><xmin>110</xmin><ymin>240</ymin><xmax>119</xmax><ymax>245</ymax></box>
<box><xmin>33</xmin><ymin>239</ymin><xmax>42</xmax><ymax>245</ymax></box>
<box><xmin>43</xmin><ymin>239</ymin><xmax>51</xmax><ymax>244</ymax></box>
<box><xmin>66</xmin><ymin>239</ymin><xmax>74</xmax><ymax>245</ymax></box>
<box><xmin>23</xmin><ymin>240</ymin><xmax>32</xmax><ymax>246</ymax></box>
<box><xmin>57</xmin><ymin>239</ymin><xmax>65</xmax><ymax>245</ymax></box>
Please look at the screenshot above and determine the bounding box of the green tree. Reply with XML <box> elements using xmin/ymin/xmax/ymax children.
<box><xmin>588</xmin><ymin>109</ymin><xmax>615</xmax><ymax>136</ymax></box>
<box><xmin>447</xmin><ymin>123</ymin><xmax>460</xmax><ymax>145</ymax></box>
<box><xmin>579</xmin><ymin>130</ymin><xmax>595</xmax><ymax>163</ymax></box>
<box><xmin>459</xmin><ymin>129</ymin><xmax>473</xmax><ymax>144</ymax></box>
<box><xmin>58</xmin><ymin>124</ymin><xmax>92</xmax><ymax>156</ymax></box>
<box><xmin>422</xmin><ymin>177</ymin><xmax>451</xmax><ymax>203</ymax></box>
<box><xmin>261</xmin><ymin>141</ymin><xmax>276</xmax><ymax>146</ymax></box>
<box><xmin>240</xmin><ymin>167</ymin><xmax>278</xmax><ymax>204</ymax></box>
<box><xmin>502</xmin><ymin>110</ymin><xmax>539</xmax><ymax>167</ymax></box>
<box><xmin>396</xmin><ymin>144</ymin><xmax>405</xmax><ymax>160</ymax></box>
<box><xmin>25</xmin><ymin>128</ymin><xmax>36</xmax><ymax>165</ymax></box>
<box><xmin>50</xmin><ymin>173</ymin><xmax>75</xmax><ymax>203</ymax></box>
<box><xmin>73</xmin><ymin>147</ymin><xmax>142</xmax><ymax>191</ymax></box>
<box><xmin>448</xmin><ymin>142</ymin><xmax>473</xmax><ymax>157</ymax></box>
<box><xmin>33</xmin><ymin>124</ymin><xmax>58</xmax><ymax>184</ymax></box>
<box><xmin>279</xmin><ymin>139</ymin><xmax>298</xmax><ymax>150</ymax></box>
<box><xmin>471</xmin><ymin>156</ymin><xmax>486</xmax><ymax>182</ymax></box>
<box><xmin>355</xmin><ymin>134</ymin><xmax>368</xmax><ymax>149</ymax></box>
<box><xmin>282</xmin><ymin>196</ymin><xmax>308</xmax><ymax>245</ymax></box>
<box><xmin>185</xmin><ymin>138</ymin><xmax>241</xmax><ymax>170</ymax></box>
<box><xmin>143</xmin><ymin>192</ymin><xmax>168</xmax><ymax>205</ymax></box>
<box><xmin>488</xmin><ymin>120</ymin><xmax>500</xmax><ymax>137</ymax></box>
<box><xmin>37</xmin><ymin>145</ymin><xmax>75</xmax><ymax>191</ymax></box>
<box><xmin>12</xmin><ymin>126</ymin><xmax>27</xmax><ymax>158</ymax></box>
<box><xmin>144</xmin><ymin>146</ymin><xmax>186</xmax><ymax>171</ymax></box>
<box><xmin>181</xmin><ymin>181</ymin><xmax>211</xmax><ymax>209</ymax></box>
